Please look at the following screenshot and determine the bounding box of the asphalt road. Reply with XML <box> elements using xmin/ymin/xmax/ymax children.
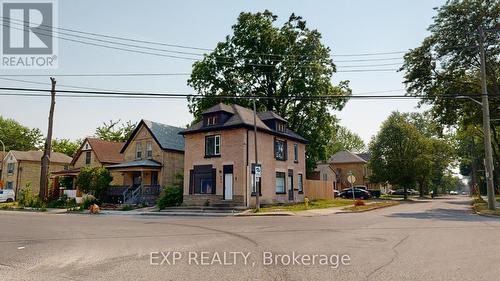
<box><xmin>0</xmin><ymin>196</ymin><xmax>499</xmax><ymax>281</ymax></box>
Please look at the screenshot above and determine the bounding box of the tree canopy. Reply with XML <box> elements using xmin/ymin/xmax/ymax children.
<box><xmin>400</xmin><ymin>0</ymin><xmax>500</xmax><ymax>189</ymax></box>
<box><xmin>369</xmin><ymin>112</ymin><xmax>455</xmax><ymax>198</ymax></box>
<box><xmin>52</xmin><ymin>139</ymin><xmax>82</xmax><ymax>157</ymax></box>
<box><xmin>0</xmin><ymin>116</ymin><xmax>44</xmax><ymax>151</ymax></box>
<box><xmin>95</xmin><ymin>120</ymin><xmax>136</xmax><ymax>142</ymax></box>
<box><xmin>187</xmin><ymin>10</ymin><xmax>351</xmax><ymax>170</ymax></box>
<box><xmin>75</xmin><ymin>167</ymin><xmax>113</xmax><ymax>200</ymax></box>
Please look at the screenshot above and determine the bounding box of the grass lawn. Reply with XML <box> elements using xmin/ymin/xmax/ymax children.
<box><xmin>342</xmin><ymin>201</ymin><xmax>399</xmax><ymax>212</ymax></box>
<box><xmin>473</xmin><ymin>197</ymin><xmax>500</xmax><ymax>216</ymax></box>
<box><xmin>496</xmin><ymin>196</ymin><xmax>500</xmax><ymax>203</ymax></box>
<box><xmin>380</xmin><ymin>194</ymin><xmax>405</xmax><ymax>199</ymax></box>
<box><xmin>256</xmin><ymin>198</ymin><xmax>355</xmax><ymax>213</ymax></box>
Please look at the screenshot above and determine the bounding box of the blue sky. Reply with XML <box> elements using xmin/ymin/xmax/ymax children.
<box><xmin>0</xmin><ymin>0</ymin><xmax>445</xmax><ymax>145</ymax></box>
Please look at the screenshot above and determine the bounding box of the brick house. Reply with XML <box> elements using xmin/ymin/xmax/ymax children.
<box><xmin>316</xmin><ymin>150</ymin><xmax>380</xmax><ymax>190</ymax></box>
<box><xmin>181</xmin><ymin>103</ymin><xmax>307</xmax><ymax>207</ymax></box>
<box><xmin>0</xmin><ymin>150</ymin><xmax>72</xmax><ymax>199</ymax></box>
<box><xmin>107</xmin><ymin>120</ymin><xmax>184</xmax><ymax>204</ymax></box>
<box><xmin>51</xmin><ymin>138</ymin><xmax>125</xmax><ymax>201</ymax></box>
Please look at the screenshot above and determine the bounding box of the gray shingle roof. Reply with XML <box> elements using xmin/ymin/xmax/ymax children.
<box><xmin>107</xmin><ymin>159</ymin><xmax>162</xmax><ymax>169</ymax></box>
<box><xmin>356</xmin><ymin>152</ymin><xmax>371</xmax><ymax>162</ymax></box>
<box><xmin>182</xmin><ymin>103</ymin><xmax>307</xmax><ymax>143</ymax></box>
<box><xmin>328</xmin><ymin>151</ymin><xmax>367</xmax><ymax>164</ymax></box>
<box><xmin>143</xmin><ymin>120</ymin><xmax>185</xmax><ymax>151</ymax></box>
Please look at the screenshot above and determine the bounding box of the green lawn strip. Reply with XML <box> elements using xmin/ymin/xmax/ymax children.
<box><xmin>496</xmin><ymin>196</ymin><xmax>500</xmax><ymax>203</ymax></box>
<box><xmin>472</xmin><ymin>197</ymin><xmax>500</xmax><ymax>216</ymax></box>
<box><xmin>255</xmin><ymin>199</ymin><xmax>354</xmax><ymax>213</ymax></box>
<box><xmin>342</xmin><ymin>201</ymin><xmax>400</xmax><ymax>212</ymax></box>
<box><xmin>0</xmin><ymin>202</ymin><xmax>19</xmax><ymax>210</ymax></box>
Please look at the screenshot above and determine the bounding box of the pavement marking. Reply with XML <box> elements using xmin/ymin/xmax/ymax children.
<box><xmin>17</xmin><ymin>246</ymin><xmax>25</xmax><ymax>250</ymax></box>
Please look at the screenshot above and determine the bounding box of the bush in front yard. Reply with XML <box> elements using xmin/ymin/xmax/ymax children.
<box><xmin>157</xmin><ymin>186</ymin><xmax>183</xmax><ymax>210</ymax></box>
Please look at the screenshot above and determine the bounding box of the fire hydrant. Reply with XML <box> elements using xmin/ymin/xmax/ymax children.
<box><xmin>304</xmin><ymin>197</ymin><xmax>310</xmax><ymax>209</ymax></box>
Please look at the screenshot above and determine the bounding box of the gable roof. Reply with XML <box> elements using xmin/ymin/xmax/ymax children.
<box><xmin>121</xmin><ymin>120</ymin><xmax>185</xmax><ymax>153</ymax></box>
<box><xmin>71</xmin><ymin>138</ymin><xmax>124</xmax><ymax>166</ymax></box>
<box><xmin>0</xmin><ymin>151</ymin><xmax>5</xmax><ymax>163</ymax></box>
<box><xmin>182</xmin><ymin>103</ymin><xmax>307</xmax><ymax>143</ymax></box>
<box><xmin>9</xmin><ymin>150</ymin><xmax>72</xmax><ymax>164</ymax></box>
<box><xmin>328</xmin><ymin>150</ymin><xmax>367</xmax><ymax>164</ymax></box>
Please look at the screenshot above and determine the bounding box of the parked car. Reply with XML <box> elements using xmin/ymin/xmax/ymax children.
<box><xmin>461</xmin><ymin>191</ymin><xmax>468</xmax><ymax>195</ymax></box>
<box><xmin>0</xmin><ymin>189</ymin><xmax>15</xmax><ymax>203</ymax></box>
<box><xmin>408</xmin><ymin>189</ymin><xmax>419</xmax><ymax>195</ymax></box>
<box><xmin>333</xmin><ymin>189</ymin><xmax>340</xmax><ymax>197</ymax></box>
<box><xmin>449</xmin><ymin>190</ymin><xmax>459</xmax><ymax>195</ymax></box>
<box><xmin>391</xmin><ymin>189</ymin><xmax>410</xmax><ymax>196</ymax></box>
<box><xmin>339</xmin><ymin>188</ymin><xmax>372</xmax><ymax>199</ymax></box>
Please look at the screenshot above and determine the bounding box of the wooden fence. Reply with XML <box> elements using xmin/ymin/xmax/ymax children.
<box><xmin>304</xmin><ymin>180</ymin><xmax>334</xmax><ymax>200</ymax></box>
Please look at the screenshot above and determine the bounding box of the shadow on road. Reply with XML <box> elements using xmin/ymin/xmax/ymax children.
<box><xmin>386</xmin><ymin>207</ymin><xmax>500</xmax><ymax>222</ymax></box>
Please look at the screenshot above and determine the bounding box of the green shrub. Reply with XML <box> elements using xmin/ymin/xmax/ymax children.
<box><xmin>81</xmin><ymin>195</ymin><xmax>99</xmax><ymax>210</ymax></box>
<box><xmin>18</xmin><ymin>183</ymin><xmax>37</xmax><ymax>207</ymax></box>
<box><xmin>157</xmin><ymin>186</ymin><xmax>183</xmax><ymax>210</ymax></box>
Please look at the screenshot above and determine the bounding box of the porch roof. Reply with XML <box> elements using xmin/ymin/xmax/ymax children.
<box><xmin>51</xmin><ymin>167</ymin><xmax>81</xmax><ymax>177</ymax></box>
<box><xmin>107</xmin><ymin>159</ymin><xmax>163</xmax><ymax>170</ymax></box>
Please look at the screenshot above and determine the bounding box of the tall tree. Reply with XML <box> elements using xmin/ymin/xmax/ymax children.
<box><xmin>369</xmin><ymin>112</ymin><xmax>428</xmax><ymax>199</ymax></box>
<box><xmin>95</xmin><ymin>120</ymin><xmax>136</xmax><ymax>142</ymax></box>
<box><xmin>187</xmin><ymin>11</ymin><xmax>351</xmax><ymax>170</ymax></box>
<box><xmin>52</xmin><ymin>138</ymin><xmax>82</xmax><ymax>157</ymax></box>
<box><xmin>326</xmin><ymin>126</ymin><xmax>365</xmax><ymax>155</ymax></box>
<box><xmin>400</xmin><ymin>0</ymin><xmax>500</xmax><ymax>188</ymax></box>
<box><xmin>0</xmin><ymin>116</ymin><xmax>44</xmax><ymax>151</ymax></box>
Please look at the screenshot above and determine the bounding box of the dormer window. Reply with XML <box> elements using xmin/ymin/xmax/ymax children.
<box><xmin>207</xmin><ymin>115</ymin><xmax>218</xmax><ymax>126</ymax></box>
<box><xmin>277</xmin><ymin>122</ymin><xmax>285</xmax><ymax>132</ymax></box>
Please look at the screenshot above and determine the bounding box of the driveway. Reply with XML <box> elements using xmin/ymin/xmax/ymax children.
<box><xmin>0</xmin><ymin>196</ymin><xmax>498</xmax><ymax>281</ymax></box>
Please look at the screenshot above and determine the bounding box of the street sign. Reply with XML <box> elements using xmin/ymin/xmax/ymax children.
<box><xmin>255</xmin><ymin>164</ymin><xmax>262</xmax><ymax>178</ymax></box>
<box><xmin>347</xmin><ymin>175</ymin><xmax>356</xmax><ymax>184</ymax></box>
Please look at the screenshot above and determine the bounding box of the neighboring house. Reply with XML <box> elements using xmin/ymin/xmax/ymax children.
<box><xmin>181</xmin><ymin>103</ymin><xmax>307</xmax><ymax>207</ymax></box>
<box><xmin>107</xmin><ymin>120</ymin><xmax>185</xmax><ymax>204</ymax></box>
<box><xmin>51</xmin><ymin>138</ymin><xmax>125</xmax><ymax>201</ymax></box>
<box><xmin>0</xmin><ymin>150</ymin><xmax>72</xmax><ymax>198</ymax></box>
<box><xmin>318</xmin><ymin>150</ymin><xmax>389</xmax><ymax>191</ymax></box>
<box><xmin>0</xmin><ymin>151</ymin><xmax>6</xmax><ymax>182</ymax></box>
<box><xmin>314</xmin><ymin>162</ymin><xmax>338</xmax><ymax>190</ymax></box>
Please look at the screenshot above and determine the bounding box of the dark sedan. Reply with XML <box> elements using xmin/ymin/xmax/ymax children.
<box><xmin>339</xmin><ymin>188</ymin><xmax>372</xmax><ymax>199</ymax></box>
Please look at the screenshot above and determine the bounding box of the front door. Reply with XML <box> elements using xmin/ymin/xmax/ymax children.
<box><xmin>132</xmin><ymin>172</ymin><xmax>142</xmax><ymax>187</ymax></box>
<box><xmin>288</xmin><ymin>169</ymin><xmax>294</xmax><ymax>201</ymax></box>
<box><xmin>223</xmin><ymin>165</ymin><xmax>233</xmax><ymax>200</ymax></box>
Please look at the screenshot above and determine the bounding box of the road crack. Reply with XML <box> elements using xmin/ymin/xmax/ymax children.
<box><xmin>365</xmin><ymin>234</ymin><xmax>409</xmax><ymax>280</ymax></box>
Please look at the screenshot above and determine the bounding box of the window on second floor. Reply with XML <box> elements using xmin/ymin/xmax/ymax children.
<box><xmin>207</xmin><ymin>115</ymin><xmax>218</xmax><ymax>126</ymax></box>
<box><xmin>146</xmin><ymin>142</ymin><xmax>153</xmax><ymax>158</ymax></box>
<box><xmin>7</xmin><ymin>162</ymin><xmax>14</xmax><ymax>174</ymax></box>
<box><xmin>136</xmin><ymin>143</ymin><xmax>142</xmax><ymax>159</ymax></box>
<box><xmin>293</xmin><ymin>143</ymin><xmax>299</xmax><ymax>162</ymax></box>
<box><xmin>274</xmin><ymin>139</ymin><xmax>287</xmax><ymax>161</ymax></box>
<box><xmin>85</xmin><ymin>151</ymin><xmax>91</xmax><ymax>165</ymax></box>
<box><xmin>205</xmin><ymin>135</ymin><xmax>221</xmax><ymax>157</ymax></box>
<box><xmin>276</xmin><ymin>122</ymin><xmax>285</xmax><ymax>132</ymax></box>
<box><xmin>6</xmin><ymin>181</ymin><xmax>13</xmax><ymax>190</ymax></box>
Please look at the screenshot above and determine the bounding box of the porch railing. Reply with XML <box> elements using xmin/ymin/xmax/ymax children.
<box><xmin>142</xmin><ymin>185</ymin><xmax>161</xmax><ymax>196</ymax></box>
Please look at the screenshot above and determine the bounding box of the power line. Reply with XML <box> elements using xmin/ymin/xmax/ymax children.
<box><xmin>0</xmin><ymin>86</ymin><xmax>480</xmax><ymax>100</ymax></box>
<box><xmin>0</xmin><ymin>16</ymin><xmax>408</xmax><ymax>58</ymax></box>
<box><xmin>1</xmin><ymin>19</ymin><xmax>405</xmax><ymax>67</ymax></box>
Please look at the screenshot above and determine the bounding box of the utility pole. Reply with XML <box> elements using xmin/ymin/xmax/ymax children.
<box><xmin>478</xmin><ymin>26</ymin><xmax>495</xmax><ymax>210</ymax></box>
<box><xmin>39</xmin><ymin>77</ymin><xmax>56</xmax><ymax>201</ymax></box>
<box><xmin>0</xmin><ymin>140</ymin><xmax>5</xmax><ymax>181</ymax></box>
<box><xmin>253</xmin><ymin>97</ymin><xmax>260</xmax><ymax>211</ymax></box>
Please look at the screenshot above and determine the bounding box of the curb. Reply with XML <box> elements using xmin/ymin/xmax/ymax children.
<box><xmin>336</xmin><ymin>202</ymin><xmax>400</xmax><ymax>214</ymax></box>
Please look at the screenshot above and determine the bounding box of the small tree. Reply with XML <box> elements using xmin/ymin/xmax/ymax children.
<box><xmin>75</xmin><ymin>167</ymin><xmax>113</xmax><ymax>200</ymax></box>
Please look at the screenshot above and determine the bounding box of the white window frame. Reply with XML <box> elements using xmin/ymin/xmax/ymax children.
<box><xmin>136</xmin><ymin>142</ymin><xmax>142</xmax><ymax>159</ymax></box>
<box><xmin>146</xmin><ymin>142</ymin><xmax>153</xmax><ymax>158</ymax></box>
<box><xmin>205</xmin><ymin>135</ymin><xmax>221</xmax><ymax>156</ymax></box>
